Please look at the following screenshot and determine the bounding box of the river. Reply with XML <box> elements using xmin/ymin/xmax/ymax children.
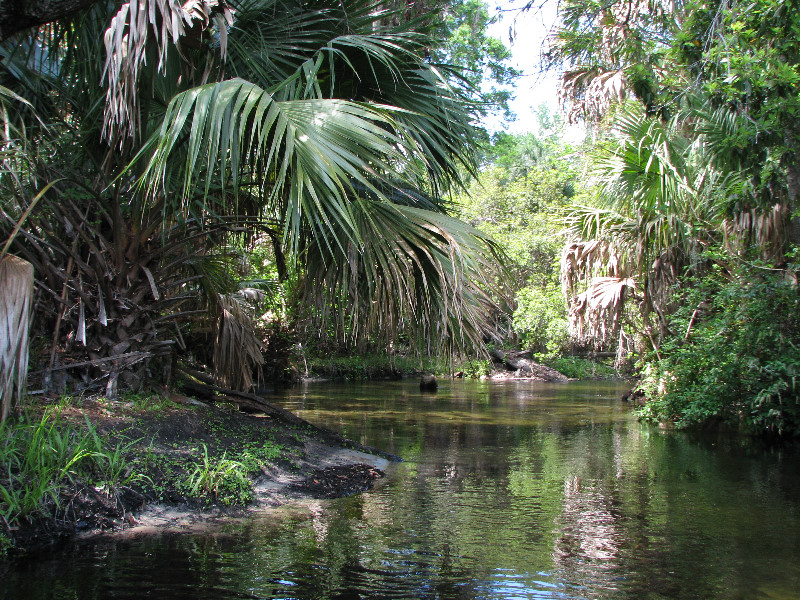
<box><xmin>3</xmin><ymin>379</ymin><xmax>800</xmax><ymax>599</ymax></box>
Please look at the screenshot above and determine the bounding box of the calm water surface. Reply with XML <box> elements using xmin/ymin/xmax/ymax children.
<box><xmin>3</xmin><ymin>379</ymin><xmax>800</xmax><ymax>599</ymax></box>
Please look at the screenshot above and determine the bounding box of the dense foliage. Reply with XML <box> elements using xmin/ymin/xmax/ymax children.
<box><xmin>0</xmin><ymin>0</ymin><xmax>513</xmax><ymax>404</ymax></box>
<box><xmin>639</xmin><ymin>262</ymin><xmax>800</xmax><ymax>436</ymax></box>
<box><xmin>455</xmin><ymin>118</ymin><xmax>585</xmax><ymax>356</ymax></box>
<box><xmin>544</xmin><ymin>0</ymin><xmax>800</xmax><ymax>435</ymax></box>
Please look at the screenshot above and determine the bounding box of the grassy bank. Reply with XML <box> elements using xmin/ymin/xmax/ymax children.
<box><xmin>0</xmin><ymin>393</ymin><xmax>384</xmax><ymax>556</ymax></box>
<box><xmin>299</xmin><ymin>352</ymin><xmax>619</xmax><ymax>382</ymax></box>
<box><xmin>540</xmin><ymin>357</ymin><xmax>619</xmax><ymax>379</ymax></box>
<box><xmin>300</xmin><ymin>354</ymin><xmax>451</xmax><ymax>381</ymax></box>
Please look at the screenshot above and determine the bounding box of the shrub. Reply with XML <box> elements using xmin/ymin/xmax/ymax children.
<box><xmin>638</xmin><ymin>267</ymin><xmax>800</xmax><ymax>437</ymax></box>
<box><xmin>185</xmin><ymin>444</ymin><xmax>252</xmax><ymax>506</ymax></box>
<box><xmin>459</xmin><ymin>358</ymin><xmax>491</xmax><ymax>378</ymax></box>
<box><xmin>512</xmin><ymin>286</ymin><xmax>569</xmax><ymax>356</ymax></box>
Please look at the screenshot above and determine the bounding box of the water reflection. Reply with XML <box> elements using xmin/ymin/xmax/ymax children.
<box><xmin>2</xmin><ymin>380</ymin><xmax>800</xmax><ymax>599</ymax></box>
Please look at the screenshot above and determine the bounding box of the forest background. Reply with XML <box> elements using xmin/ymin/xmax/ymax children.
<box><xmin>1</xmin><ymin>0</ymin><xmax>799</xmax><ymax>441</ymax></box>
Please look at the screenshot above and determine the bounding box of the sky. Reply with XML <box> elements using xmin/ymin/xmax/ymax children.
<box><xmin>483</xmin><ymin>0</ymin><xmax>565</xmax><ymax>135</ymax></box>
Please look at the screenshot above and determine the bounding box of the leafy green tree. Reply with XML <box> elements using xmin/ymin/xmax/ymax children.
<box><xmin>455</xmin><ymin>127</ymin><xmax>583</xmax><ymax>354</ymax></box>
<box><xmin>675</xmin><ymin>0</ymin><xmax>800</xmax><ymax>216</ymax></box>
<box><xmin>438</xmin><ymin>0</ymin><xmax>520</xmax><ymax>120</ymax></box>
<box><xmin>512</xmin><ymin>286</ymin><xmax>569</xmax><ymax>355</ymax></box>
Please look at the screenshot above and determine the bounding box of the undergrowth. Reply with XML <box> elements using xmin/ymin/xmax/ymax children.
<box><xmin>0</xmin><ymin>407</ymin><xmax>139</xmax><ymax>527</ymax></box>
<box><xmin>543</xmin><ymin>357</ymin><xmax>618</xmax><ymax>379</ymax></box>
<box><xmin>638</xmin><ymin>266</ymin><xmax>800</xmax><ymax>437</ymax></box>
<box><xmin>0</xmin><ymin>401</ymin><xmax>288</xmax><ymax>541</ymax></box>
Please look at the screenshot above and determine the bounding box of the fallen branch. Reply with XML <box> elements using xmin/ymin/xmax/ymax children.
<box><xmin>30</xmin><ymin>351</ymin><xmax>153</xmax><ymax>374</ymax></box>
<box><xmin>178</xmin><ymin>367</ymin><xmax>401</xmax><ymax>461</ymax></box>
<box><xmin>178</xmin><ymin>368</ymin><xmax>308</xmax><ymax>427</ymax></box>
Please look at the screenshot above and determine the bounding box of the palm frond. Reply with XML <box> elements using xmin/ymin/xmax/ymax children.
<box><xmin>568</xmin><ymin>276</ymin><xmax>636</xmax><ymax>346</ymax></box>
<box><xmin>102</xmin><ymin>0</ymin><xmax>235</xmax><ymax>142</ymax></box>
<box><xmin>225</xmin><ymin>0</ymin><xmax>479</xmax><ymax>191</ymax></box>
<box><xmin>0</xmin><ymin>255</ymin><xmax>34</xmax><ymax>421</ymax></box>
<box><xmin>302</xmin><ymin>197</ymin><xmax>508</xmax><ymax>356</ymax></box>
<box><xmin>139</xmin><ymin>78</ymin><xmax>425</xmax><ymax>252</ymax></box>
<box><xmin>213</xmin><ymin>292</ymin><xmax>264</xmax><ymax>391</ymax></box>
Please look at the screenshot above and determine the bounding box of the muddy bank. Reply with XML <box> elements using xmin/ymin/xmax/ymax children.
<box><xmin>2</xmin><ymin>394</ymin><xmax>396</xmax><ymax>555</ymax></box>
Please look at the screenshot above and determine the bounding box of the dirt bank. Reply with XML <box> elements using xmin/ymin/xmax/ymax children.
<box><xmin>2</xmin><ymin>394</ymin><xmax>396</xmax><ymax>555</ymax></box>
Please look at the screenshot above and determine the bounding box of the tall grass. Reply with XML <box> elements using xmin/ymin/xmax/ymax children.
<box><xmin>185</xmin><ymin>444</ymin><xmax>252</xmax><ymax>505</ymax></box>
<box><xmin>0</xmin><ymin>408</ymin><xmax>91</xmax><ymax>523</ymax></box>
<box><xmin>543</xmin><ymin>356</ymin><xmax>618</xmax><ymax>379</ymax></box>
<box><xmin>0</xmin><ymin>408</ymin><xmax>141</xmax><ymax>525</ymax></box>
<box><xmin>85</xmin><ymin>417</ymin><xmax>149</xmax><ymax>493</ymax></box>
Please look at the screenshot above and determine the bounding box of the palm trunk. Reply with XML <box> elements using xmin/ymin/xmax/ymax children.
<box><xmin>0</xmin><ymin>255</ymin><xmax>34</xmax><ymax>422</ymax></box>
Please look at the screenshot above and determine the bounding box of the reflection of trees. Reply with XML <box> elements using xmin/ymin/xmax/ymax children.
<box><xmin>273</xmin><ymin>380</ymin><xmax>800</xmax><ymax>599</ymax></box>
<box><xmin>551</xmin><ymin>475</ymin><xmax>623</xmax><ymax>592</ymax></box>
<box><xmin>9</xmin><ymin>380</ymin><xmax>800</xmax><ymax>598</ymax></box>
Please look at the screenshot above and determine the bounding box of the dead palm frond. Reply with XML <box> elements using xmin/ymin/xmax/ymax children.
<box><xmin>559</xmin><ymin>68</ymin><xmax>627</xmax><ymax>124</ymax></box>
<box><xmin>102</xmin><ymin>0</ymin><xmax>235</xmax><ymax>143</ymax></box>
<box><xmin>0</xmin><ymin>255</ymin><xmax>33</xmax><ymax>421</ymax></box>
<box><xmin>723</xmin><ymin>203</ymin><xmax>788</xmax><ymax>262</ymax></box>
<box><xmin>568</xmin><ymin>276</ymin><xmax>636</xmax><ymax>346</ymax></box>
<box><xmin>212</xmin><ymin>292</ymin><xmax>265</xmax><ymax>391</ymax></box>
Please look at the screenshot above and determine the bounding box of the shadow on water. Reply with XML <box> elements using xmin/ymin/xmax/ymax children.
<box><xmin>3</xmin><ymin>379</ymin><xmax>800</xmax><ymax>599</ymax></box>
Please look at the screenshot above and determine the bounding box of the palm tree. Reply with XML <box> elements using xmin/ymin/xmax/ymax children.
<box><xmin>561</xmin><ymin>100</ymin><xmax>788</xmax><ymax>358</ymax></box>
<box><xmin>0</xmin><ymin>0</ymin><xmax>506</xmax><ymax>395</ymax></box>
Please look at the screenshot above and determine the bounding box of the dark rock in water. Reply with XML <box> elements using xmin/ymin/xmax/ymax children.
<box><xmin>622</xmin><ymin>388</ymin><xmax>647</xmax><ymax>407</ymax></box>
<box><xmin>420</xmin><ymin>374</ymin><xmax>438</xmax><ymax>391</ymax></box>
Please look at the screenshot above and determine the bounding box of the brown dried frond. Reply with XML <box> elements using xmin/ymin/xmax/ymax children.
<box><xmin>568</xmin><ymin>276</ymin><xmax>636</xmax><ymax>346</ymax></box>
<box><xmin>560</xmin><ymin>240</ymin><xmax>626</xmax><ymax>298</ymax></box>
<box><xmin>102</xmin><ymin>0</ymin><xmax>235</xmax><ymax>144</ymax></box>
<box><xmin>0</xmin><ymin>255</ymin><xmax>34</xmax><ymax>421</ymax></box>
<box><xmin>559</xmin><ymin>68</ymin><xmax>627</xmax><ymax>124</ymax></box>
<box><xmin>212</xmin><ymin>293</ymin><xmax>265</xmax><ymax>392</ymax></box>
<box><xmin>723</xmin><ymin>203</ymin><xmax>788</xmax><ymax>262</ymax></box>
